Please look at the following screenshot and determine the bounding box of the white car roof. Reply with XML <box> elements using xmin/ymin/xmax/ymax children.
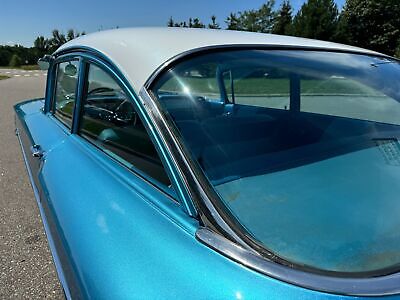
<box><xmin>57</xmin><ymin>27</ymin><xmax>382</xmax><ymax>90</ymax></box>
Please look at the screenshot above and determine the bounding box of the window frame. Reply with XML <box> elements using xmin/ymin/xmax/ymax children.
<box><xmin>146</xmin><ymin>45</ymin><xmax>400</xmax><ymax>296</ymax></box>
<box><xmin>48</xmin><ymin>51</ymin><xmax>178</xmax><ymax>200</ymax></box>
<box><xmin>78</xmin><ymin>59</ymin><xmax>173</xmax><ymax>189</ymax></box>
<box><xmin>50</xmin><ymin>56</ymin><xmax>82</xmax><ymax>129</ymax></box>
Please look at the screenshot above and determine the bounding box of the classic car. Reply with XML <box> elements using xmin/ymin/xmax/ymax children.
<box><xmin>15</xmin><ymin>27</ymin><xmax>400</xmax><ymax>299</ymax></box>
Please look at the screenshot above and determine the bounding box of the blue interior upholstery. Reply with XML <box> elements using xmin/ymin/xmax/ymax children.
<box><xmin>159</xmin><ymin>95</ymin><xmax>400</xmax><ymax>184</ymax></box>
<box><xmin>159</xmin><ymin>94</ymin><xmax>400</xmax><ymax>273</ymax></box>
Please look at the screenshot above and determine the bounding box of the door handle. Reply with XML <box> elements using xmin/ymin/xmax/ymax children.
<box><xmin>30</xmin><ymin>144</ymin><xmax>44</xmax><ymax>158</ymax></box>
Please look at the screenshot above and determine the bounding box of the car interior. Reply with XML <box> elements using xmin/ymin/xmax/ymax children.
<box><xmin>158</xmin><ymin>92</ymin><xmax>400</xmax><ymax>185</ymax></box>
<box><xmin>156</xmin><ymin>81</ymin><xmax>400</xmax><ymax>273</ymax></box>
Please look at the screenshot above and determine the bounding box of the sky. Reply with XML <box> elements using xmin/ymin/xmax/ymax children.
<box><xmin>0</xmin><ymin>0</ymin><xmax>345</xmax><ymax>47</ymax></box>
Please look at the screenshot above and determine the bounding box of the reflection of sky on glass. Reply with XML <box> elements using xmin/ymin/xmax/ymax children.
<box><xmin>257</xmin><ymin>50</ymin><xmax>392</xmax><ymax>72</ymax></box>
<box><xmin>253</xmin><ymin>51</ymin><xmax>400</xmax><ymax>102</ymax></box>
<box><xmin>169</xmin><ymin>50</ymin><xmax>400</xmax><ymax>103</ymax></box>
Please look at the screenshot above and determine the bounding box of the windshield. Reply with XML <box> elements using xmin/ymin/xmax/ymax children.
<box><xmin>151</xmin><ymin>49</ymin><xmax>400</xmax><ymax>275</ymax></box>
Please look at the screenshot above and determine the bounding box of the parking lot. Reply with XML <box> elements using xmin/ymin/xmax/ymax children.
<box><xmin>0</xmin><ymin>72</ymin><xmax>63</xmax><ymax>299</ymax></box>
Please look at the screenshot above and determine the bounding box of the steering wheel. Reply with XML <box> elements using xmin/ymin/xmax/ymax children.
<box><xmin>195</xmin><ymin>96</ymin><xmax>206</xmax><ymax>102</ymax></box>
<box><xmin>113</xmin><ymin>99</ymin><xmax>138</xmax><ymax>126</ymax></box>
<box><xmin>58</xmin><ymin>97</ymin><xmax>75</xmax><ymax>110</ymax></box>
<box><xmin>88</xmin><ymin>87</ymin><xmax>115</xmax><ymax>95</ymax></box>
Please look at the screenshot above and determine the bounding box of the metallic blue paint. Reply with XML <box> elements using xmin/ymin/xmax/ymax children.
<box><xmin>50</xmin><ymin>50</ymin><xmax>197</xmax><ymax>216</ymax></box>
<box><xmin>15</xmin><ymin>111</ymin><xmax>72</xmax><ymax>299</ymax></box>
<box><xmin>17</xmin><ymin>100</ymin><xmax>396</xmax><ymax>299</ymax></box>
<box><xmin>14</xmin><ymin>55</ymin><xmax>400</xmax><ymax>298</ymax></box>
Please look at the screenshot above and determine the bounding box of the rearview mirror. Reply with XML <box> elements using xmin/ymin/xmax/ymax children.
<box><xmin>64</xmin><ymin>63</ymin><xmax>77</xmax><ymax>76</ymax></box>
<box><xmin>37</xmin><ymin>55</ymin><xmax>53</xmax><ymax>71</ymax></box>
<box><xmin>38</xmin><ymin>60</ymin><xmax>49</xmax><ymax>71</ymax></box>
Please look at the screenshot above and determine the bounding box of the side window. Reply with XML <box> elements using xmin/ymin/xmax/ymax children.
<box><xmin>155</xmin><ymin>64</ymin><xmax>291</xmax><ymax>110</ymax></box>
<box><xmin>157</xmin><ymin>63</ymin><xmax>220</xmax><ymax>98</ymax></box>
<box><xmin>79</xmin><ymin>64</ymin><xmax>171</xmax><ymax>186</ymax></box>
<box><xmin>228</xmin><ymin>67</ymin><xmax>290</xmax><ymax>110</ymax></box>
<box><xmin>54</xmin><ymin>60</ymin><xmax>80</xmax><ymax>127</ymax></box>
<box><xmin>300</xmin><ymin>76</ymin><xmax>400</xmax><ymax>125</ymax></box>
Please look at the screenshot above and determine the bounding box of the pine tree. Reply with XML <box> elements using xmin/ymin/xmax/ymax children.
<box><xmin>192</xmin><ymin>18</ymin><xmax>205</xmax><ymax>28</ymax></box>
<box><xmin>208</xmin><ymin>15</ymin><xmax>221</xmax><ymax>29</ymax></box>
<box><xmin>272</xmin><ymin>0</ymin><xmax>293</xmax><ymax>35</ymax></box>
<box><xmin>341</xmin><ymin>0</ymin><xmax>400</xmax><ymax>55</ymax></box>
<box><xmin>167</xmin><ymin>16</ymin><xmax>174</xmax><ymax>27</ymax></box>
<box><xmin>226</xmin><ymin>13</ymin><xmax>242</xmax><ymax>30</ymax></box>
<box><xmin>256</xmin><ymin>1</ymin><xmax>276</xmax><ymax>33</ymax></box>
<box><xmin>226</xmin><ymin>1</ymin><xmax>275</xmax><ymax>33</ymax></box>
<box><xmin>292</xmin><ymin>0</ymin><xmax>339</xmax><ymax>41</ymax></box>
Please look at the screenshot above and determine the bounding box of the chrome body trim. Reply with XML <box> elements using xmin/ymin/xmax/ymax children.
<box><xmin>143</xmin><ymin>46</ymin><xmax>400</xmax><ymax>296</ymax></box>
<box><xmin>196</xmin><ymin>227</ymin><xmax>400</xmax><ymax>297</ymax></box>
<box><xmin>48</xmin><ymin>49</ymin><xmax>179</xmax><ymax>203</ymax></box>
<box><xmin>51</xmin><ymin>43</ymin><xmax>400</xmax><ymax>296</ymax></box>
<box><xmin>16</xmin><ymin>127</ymin><xmax>71</xmax><ymax>300</ymax></box>
<box><xmin>139</xmin><ymin>88</ymin><xmax>255</xmax><ymax>247</ymax></box>
<box><xmin>138</xmin><ymin>89</ymin><xmax>197</xmax><ymax>216</ymax></box>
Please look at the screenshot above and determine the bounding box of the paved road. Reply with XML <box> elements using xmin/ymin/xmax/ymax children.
<box><xmin>0</xmin><ymin>68</ymin><xmax>47</xmax><ymax>79</ymax></box>
<box><xmin>0</xmin><ymin>74</ymin><xmax>63</xmax><ymax>299</ymax></box>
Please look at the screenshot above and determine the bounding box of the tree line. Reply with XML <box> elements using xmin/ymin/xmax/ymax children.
<box><xmin>168</xmin><ymin>0</ymin><xmax>400</xmax><ymax>57</ymax></box>
<box><xmin>0</xmin><ymin>29</ymin><xmax>85</xmax><ymax>67</ymax></box>
<box><xmin>1</xmin><ymin>0</ymin><xmax>399</xmax><ymax>67</ymax></box>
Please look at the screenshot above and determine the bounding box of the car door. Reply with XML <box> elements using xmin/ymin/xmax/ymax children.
<box><xmin>37</xmin><ymin>55</ymin><xmax>197</xmax><ymax>298</ymax></box>
<box><xmin>15</xmin><ymin>57</ymin><xmax>84</xmax><ymax>298</ymax></box>
<box><xmin>15</xmin><ymin>59</ymin><xmax>80</xmax><ymax>193</ymax></box>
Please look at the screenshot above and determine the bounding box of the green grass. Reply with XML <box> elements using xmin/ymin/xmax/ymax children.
<box><xmin>19</xmin><ymin>65</ymin><xmax>40</xmax><ymax>70</ymax></box>
<box><xmin>0</xmin><ymin>75</ymin><xmax>10</xmax><ymax>80</ymax></box>
<box><xmin>0</xmin><ymin>65</ymin><xmax>39</xmax><ymax>70</ymax></box>
<box><xmin>161</xmin><ymin>77</ymin><xmax>381</xmax><ymax>96</ymax></box>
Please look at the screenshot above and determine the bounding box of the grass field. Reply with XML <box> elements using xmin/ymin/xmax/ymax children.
<box><xmin>19</xmin><ymin>65</ymin><xmax>40</xmax><ymax>70</ymax></box>
<box><xmin>161</xmin><ymin>77</ymin><xmax>380</xmax><ymax>96</ymax></box>
<box><xmin>0</xmin><ymin>75</ymin><xmax>10</xmax><ymax>80</ymax></box>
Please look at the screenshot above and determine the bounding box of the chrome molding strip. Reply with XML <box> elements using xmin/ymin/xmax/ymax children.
<box><xmin>138</xmin><ymin>89</ymin><xmax>198</xmax><ymax>216</ymax></box>
<box><xmin>196</xmin><ymin>227</ymin><xmax>400</xmax><ymax>297</ymax></box>
<box><xmin>143</xmin><ymin>46</ymin><xmax>400</xmax><ymax>296</ymax></box>
<box><xmin>16</xmin><ymin>129</ymin><xmax>71</xmax><ymax>300</ymax></box>
<box><xmin>46</xmin><ymin>49</ymin><xmax>179</xmax><ymax>204</ymax></box>
<box><xmin>139</xmin><ymin>88</ymin><xmax>256</xmax><ymax>249</ymax></box>
<box><xmin>55</xmin><ymin>44</ymin><xmax>400</xmax><ymax>295</ymax></box>
<box><xmin>140</xmin><ymin>88</ymin><xmax>400</xmax><ymax>295</ymax></box>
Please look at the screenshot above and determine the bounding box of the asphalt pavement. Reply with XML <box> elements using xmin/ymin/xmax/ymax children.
<box><xmin>0</xmin><ymin>72</ymin><xmax>63</xmax><ymax>299</ymax></box>
<box><xmin>0</xmin><ymin>68</ymin><xmax>48</xmax><ymax>79</ymax></box>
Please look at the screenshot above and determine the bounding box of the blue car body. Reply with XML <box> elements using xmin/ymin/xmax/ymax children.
<box><xmin>15</xmin><ymin>99</ymin><xmax>355</xmax><ymax>300</ymax></box>
<box><xmin>14</xmin><ymin>28</ymin><xmax>400</xmax><ymax>299</ymax></box>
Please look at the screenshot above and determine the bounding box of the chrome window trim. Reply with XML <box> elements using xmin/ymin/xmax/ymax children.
<box><xmin>43</xmin><ymin>56</ymin><xmax>55</xmax><ymax>114</ymax></box>
<box><xmin>143</xmin><ymin>45</ymin><xmax>400</xmax><ymax>296</ymax></box>
<box><xmin>51</xmin><ymin>57</ymin><xmax>81</xmax><ymax>130</ymax></box>
<box><xmin>51</xmin><ymin>47</ymin><xmax>194</xmax><ymax>213</ymax></box>
<box><xmin>138</xmin><ymin>89</ymin><xmax>199</xmax><ymax>216</ymax></box>
<box><xmin>140</xmin><ymin>87</ymin><xmax>261</xmax><ymax>246</ymax></box>
<box><xmin>140</xmin><ymin>88</ymin><xmax>247</xmax><ymax>225</ymax></box>
<box><xmin>196</xmin><ymin>227</ymin><xmax>400</xmax><ymax>296</ymax></box>
<box><xmin>74</xmin><ymin>56</ymin><xmax>176</xmax><ymax>198</ymax></box>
